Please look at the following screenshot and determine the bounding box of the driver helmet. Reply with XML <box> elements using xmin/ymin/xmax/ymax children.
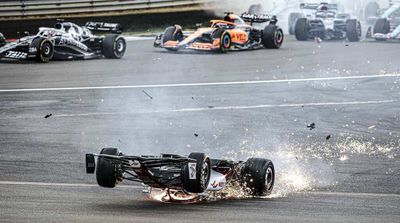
<box><xmin>224</xmin><ymin>14</ymin><xmax>242</xmax><ymax>24</ymax></box>
<box><xmin>318</xmin><ymin>5</ymin><xmax>329</xmax><ymax>11</ymax></box>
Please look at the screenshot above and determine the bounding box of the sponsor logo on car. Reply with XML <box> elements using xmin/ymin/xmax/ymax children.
<box><xmin>5</xmin><ymin>51</ymin><xmax>27</xmax><ymax>59</ymax></box>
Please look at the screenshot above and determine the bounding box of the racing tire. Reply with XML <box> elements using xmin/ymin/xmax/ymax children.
<box><xmin>262</xmin><ymin>25</ymin><xmax>284</xmax><ymax>49</ymax></box>
<box><xmin>102</xmin><ymin>34</ymin><xmax>126</xmax><ymax>59</ymax></box>
<box><xmin>295</xmin><ymin>18</ymin><xmax>309</xmax><ymax>41</ymax></box>
<box><xmin>162</xmin><ymin>25</ymin><xmax>183</xmax><ymax>51</ymax></box>
<box><xmin>96</xmin><ymin>148</ymin><xmax>122</xmax><ymax>188</ymax></box>
<box><xmin>30</xmin><ymin>37</ymin><xmax>54</xmax><ymax>63</ymax></box>
<box><xmin>364</xmin><ymin>1</ymin><xmax>379</xmax><ymax>21</ymax></box>
<box><xmin>162</xmin><ymin>25</ymin><xmax>183</xmax><ymax>44</ymax></box>
<box><xmin>373</xmin><ymin>18</ymin><xmax>390</xmax><ymax>35</ymax></box>
<box><xmin>182</xmin><ymin>152</ymin><xmax>211</xmax><ymax>193</ymax></box>
<box><xmin>242</xmin><ymin>158</ymin><xmax>275</xmax><ymax>196</ymax></box>
<box><xmin>212</xmin><ymin>29</ymin><xmax>231</xmax><ymax>53</ymax></box>
<box><xmin>288</xmin><ymin>13</ymin><xmax>303</xmax><ymax>35</ymax></box>
<box><xmin>346</xmin><ymin>19</ymin><xmax>361</xmax><ymax>42</ymax></box>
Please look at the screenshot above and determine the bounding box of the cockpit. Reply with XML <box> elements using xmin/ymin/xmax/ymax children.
<box><xmin>53</xmin><ymin>22</ymin><xmax>92</xmax><ymax>41</ymax></box>
<box><xmin>315</xmin><ymin>3</ymin><xmax>336</xmax><ymax>18</ymax></box>
<box><xmin>223</xmin><ymin>14</ymin><xmax>245</xmax><ymax>25</ymax></box>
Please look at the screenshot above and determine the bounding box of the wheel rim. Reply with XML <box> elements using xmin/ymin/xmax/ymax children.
<box><xmin>116</xmin><ymin>39</ymin><xmax>125</xmax><ymax>53</ymax></box>
<box><xmin>200</xmin><ymin>160</ymin><xmax>209</xmax><ymax>189</ymax></box>
<box><xmin>42</xmin><ymin>43</ymin><xmax>52</xmax><ymax>57</ymax></box>
<box><xmin>265</xmin><ymin>166</ymin><xmax>273</xmax><ymax>190</ymax></box>
<box><xmin>222</xmin><ymin>34</ymin><xmax>230</xmax><ymax>49</ymax></box>
<box><xmin>275</xmin><ymin>30</ymin><xmax>283</xmax><ymax>46</ymax></box>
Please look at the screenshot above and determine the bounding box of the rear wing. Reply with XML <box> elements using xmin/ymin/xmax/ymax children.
<box><xmin>85</xmin><ymin>22</ymin><xmax>122</xmax><ymax>34</ymax></box>
<box><xmin>241</xmin><ymin>13</ymin><xmax>278</xmax><ymax>25</ymax></box>
<box><xmin>300</xmin><ymin>3</ymin><xmax>338</xmax><ymax>11</ymax></box>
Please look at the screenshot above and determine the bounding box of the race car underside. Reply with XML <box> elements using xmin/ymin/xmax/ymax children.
<box><xmin>86</xmin><ymin>153</ymin><xmax>238</xmax><ymax>190</ymax></box>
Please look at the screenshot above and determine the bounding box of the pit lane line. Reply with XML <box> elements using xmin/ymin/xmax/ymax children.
<box><xmin>0</xmin><ymin>73</ymin><xmax>399</xmax><ymax>93</ymax></box>
<box><xmin>1</xmin><ymin>180</ymin><xmax>399</xmax><ymax>198</ymax></box>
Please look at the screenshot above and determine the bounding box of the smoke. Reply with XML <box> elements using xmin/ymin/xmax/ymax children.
<box><xmin>205</xmin><ymin>0</ymin><xmax>389</xmax><ymax>34</ymax></box>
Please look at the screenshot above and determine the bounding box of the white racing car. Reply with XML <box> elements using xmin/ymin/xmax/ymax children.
<box><xmin>86</xmin><ymin>149</ymin><xmax>275</xmax><ymax>202</ymax></box>
<box><xmin>367</xmin><ymin>3</ymin><xmax>400</xmax><ymax>41</ymax></box>
<box><xmin>293</xmin><ymin>2</ymin><xmax>361</xmax><ymax>41</ymax></box>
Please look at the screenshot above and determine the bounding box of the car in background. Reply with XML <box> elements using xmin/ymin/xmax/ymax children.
<box><xmin>293</xmin><ymin>2</ymin><xmax>361</xmax><ymax>42</ymax></box>
<box><xmin>366</xmin><ymin>3</ymin><xmax>400</xmax><ymax>41</ymax></box>
<box><xmin>0</xmin><ymin>21</ymin><xmax>126</xmax><ymax>63</ymax></box>
<box><xmin>154</xmin><ymin>12</ymin><xmax>284</xmax><ymax>53</ymax></box>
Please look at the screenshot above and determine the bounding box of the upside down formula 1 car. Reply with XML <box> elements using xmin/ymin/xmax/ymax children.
<box><xmin>86</xmin><ymin>148</ymin><xmax>275</xmax><ymax>202</ymax></box>
<box><xmin>0</xmin><ymin>21</ymin><xmax>126</xmax><ymax>63</ymax></box>
<box><xmin>153</xmin><ymin>12</ymin><xmax>284</xmax><ymax>53</ymax></box>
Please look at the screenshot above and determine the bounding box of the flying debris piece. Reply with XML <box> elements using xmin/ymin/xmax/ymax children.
<box><xmin>314</xmin><ymin>36</ymin><xmax>322</xmax><ymax>44</ymax></box>
<box><xmin>142</xmin><ymin>90</ymin><xmax>153</xmax><ymax>99</ymax></box>
<box><xmin>326</xmin><ymin>134</ymin><xmax>331</xmax><ymax>140</ymax></box>
<box><xmin>44</xmin><ymin>114</ymin><xmax>52</xmax><ymax>119</ymax></box>
<box><xmin>307</xmin><ymin>123</ymin><xmax>315</xmax><ymax>130</ymax></box>
<box><xmin>208</xmin><ymin>106</ymin><xmax>214</xmax><ymax>109</ymax></box>
<box><xmin>194</xmin><ymin>133</ymin><xmax>199</xmax><ymax>137</ymax></box>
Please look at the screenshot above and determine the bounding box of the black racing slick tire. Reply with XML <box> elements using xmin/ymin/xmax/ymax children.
<box><xmin>373</xmin><ymin>18</ymin><xmax>390</xmax><ymax>35</ymax></box>
<box><xmin>102</xmin><ymin>34</ymin><xmax>126</xmax><ymax>59</ymax></box>
<box><xmin>346</xmin><ymin>19</ymin><xmax>361</xmax><ymax>42</ymax></box>
<box><xmin>288</xmin><ymin>13</ymin><xmax>303</xmax><ymax>35</ymax></box>
<box><xmin>242</xmin><ymin>158</ymin><xmax>275</xmax><ymax>196</ymax></box>
<box><xmin>262</xmin><ymin>25</ymin><xmax>284</xmax><ymax>49</ymax></box>
<box><xmin>295</xmin><ymin>18</ymin><xmax>309</xmax><ymax>41</ymax></box>
<box><xmin>30</xmin><ymin>37</ymin><xmax>54</xmax><ymax>63</ymax></box>
<box><xmin>162</xmin><ymin>25</ymin><xmax>183</xmax><ymax>44</ymax></box>
<box><xmin>182</xmin><ymin>152</ymin><xmax>211</xmax><ymax>193</ymax></box>
<box><xmin>96</xmin><ymin>148</ymin><xmax>122</xmax><ymax>188</ymax></box>
<box><xmin>212</xmin><ymin>29</ymin><xmax>231</xmax><ymax>53</ymax></box>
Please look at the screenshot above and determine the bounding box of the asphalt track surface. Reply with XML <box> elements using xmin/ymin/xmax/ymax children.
<box><xmin>0</xmin><ymin>36</ymin><xmax>400</xmax><ymax>222</ymax></box>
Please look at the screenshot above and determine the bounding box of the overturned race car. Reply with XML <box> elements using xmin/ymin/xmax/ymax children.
<box><xmin>86</xmin><ymin>148</ymin><xmax>275</xmax><ymax>202</ymax></box>
<box><xmin>153</xmin><ymin>12</ymin><xmax>284</xmax><ymax>53</ymax></box>
<box><xmin>0</xmin><ymin>21</ymin><xmax>126</xmax><ymax>63</ymax></box>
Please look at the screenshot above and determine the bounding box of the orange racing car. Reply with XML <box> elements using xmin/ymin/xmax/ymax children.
<box><xmin>153</xmin><ymin>12</ymin><xmax>284</xmax><ymax>53</ymax></box>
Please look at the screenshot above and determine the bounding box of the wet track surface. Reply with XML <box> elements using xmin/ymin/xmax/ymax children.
<box><xmin>0</xmin><ymin>36</ymin><xmax>400</xmax><ymax>222</ymax></box>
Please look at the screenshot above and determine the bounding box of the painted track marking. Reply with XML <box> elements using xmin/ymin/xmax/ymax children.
<box><xmin>0</xmin><ymin>73</ymin><xmax>399</xmax><ymax>93</ymax></box>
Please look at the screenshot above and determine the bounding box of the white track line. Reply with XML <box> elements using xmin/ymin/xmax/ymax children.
<box><xmin>0</xmin><ymin>73</ymin><xmax>399</xmax><ymax>93</ymax></box>
<box><xmin>51</xmin><ymin>100</ymin><xmax>394</xmax><ymax>118</ymax></box>
<box><xmin>309</xmin><ymin>191</ymin><xmax>400</xmax><ymax>198</ymax></box>
<box><xmin>0</xmin><ymin>180</ymin><xmax>140</xmax><ymax>188</ymax></box>
<box><xmin>1</xmin><ymin>181</ymin><xmax>399</xmax><ymax>198</ymax></box>
<box><xmin>0</xmin><ymin>100</ymin><xmax>392</xmax><ymax>120</ymax></box>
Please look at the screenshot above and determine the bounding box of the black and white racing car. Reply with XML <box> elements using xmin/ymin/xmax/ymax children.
<box><xmin>86</xmin><ymin>148</ymin><xmax>275</xmax><ymax>202</ymax></box>
<box><xmin>293</xmin><ymin>2</ymin><xmax>361</xmax><ymax>42</ymax></box>
<box><xmin>366</xmin><ymin>3</ymin><xmax>400</xmax><ymax>41</ymax></box>
<box><xmin>0</xmin><ymin>21</ymin><xmax>126</xmax><ymax>63</ymax></box>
